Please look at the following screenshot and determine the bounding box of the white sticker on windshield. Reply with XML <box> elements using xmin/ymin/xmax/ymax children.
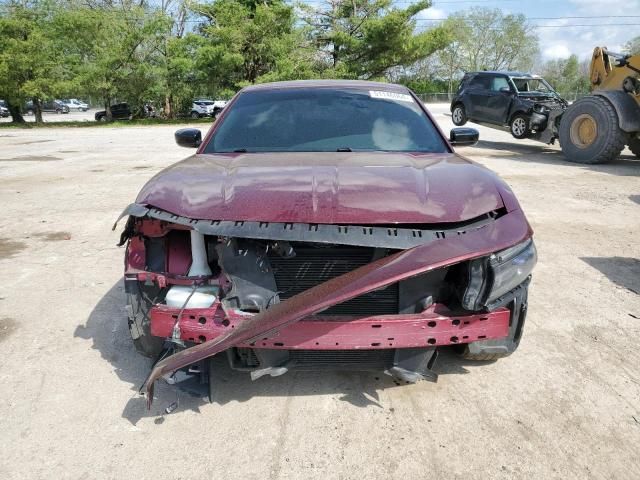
<box><xmin>369</xmin><ymin>90</ymin><xmax>414</xmax><ymax>103</ymax></box>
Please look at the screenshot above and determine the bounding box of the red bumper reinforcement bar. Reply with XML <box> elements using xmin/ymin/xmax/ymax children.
<box><xmin>150</xmin><ymin>303</ymin><xmax>510</xmax><ymax>350</ymax></box>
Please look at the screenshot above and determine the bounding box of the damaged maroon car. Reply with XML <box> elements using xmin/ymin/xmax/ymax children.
<box><xmin>114</xmin><ymin>80</ymin><xmax>537</xmax><ymax>407</ymax></box>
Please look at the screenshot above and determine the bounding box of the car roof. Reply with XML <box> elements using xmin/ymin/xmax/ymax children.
<box><xmin>468</xmin><ymin>71</ymin><xmax>539</xmax><ymax>78</ymax></box>
<box><xmin>241</xmin><ymin>79</ymin><xmax>410</xmax><ymax>93</ymax></box>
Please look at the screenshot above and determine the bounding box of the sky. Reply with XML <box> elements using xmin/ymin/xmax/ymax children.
<box><xmin>413</xmin><ymin>0</ymin><xmax>640</xmax><ymax>60</ymax></box>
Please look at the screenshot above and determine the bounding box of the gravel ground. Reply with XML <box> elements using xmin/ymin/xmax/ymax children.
<box><xmin>0</xmin><ymin>104</ymin><xmax>639</xmax><ymax>480</ymax></box>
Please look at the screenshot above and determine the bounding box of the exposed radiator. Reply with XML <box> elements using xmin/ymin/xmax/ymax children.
<box><xmin>268</xmin><ymin>246</ymin><xmax>398</xmax><ymax>315</ymax></box>
<box><xmin>289</xmin><ymin>349</ymin><xmax>395</xmax><ymax>370</ymax></box>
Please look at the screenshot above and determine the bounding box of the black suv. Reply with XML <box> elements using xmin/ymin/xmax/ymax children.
<box><xmin>25</xmin><ymin>100</ymin><xmax>70</xmax><ymax>114</ymax></box>
<box><xmin>94</xmin><ymin>103</ymin><xmax>132</xmax><ymax>122</ymax></box>
<box><xmin>451</xmin><ymin>71</ymin><xmax>567</xmax><ymax>140</ymax></box>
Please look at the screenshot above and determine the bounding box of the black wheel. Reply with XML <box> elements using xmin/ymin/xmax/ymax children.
<box><xmin>558</xmin><ymin>95</ymin><xmax>626</xmax><ymax>164</ymax></box>
<box><xmin>628</xmin><ymin>136</ymin><xmax>640</xmax><ymax>159</ymax></box>
<box><xmin>510</xmin><ymin>113</ymin><xmax>530</xmax><ymax>139</ymax></box>
<box><xmin>190</xmin><ymin>111</ymin><xmax>200</xmax><ymax>119</ymax></box>
<box><xmin>126</xmin><ymin>284</ymin><xmax>165</xmax><ymax>358</ymax></box>
<box><xmin>56</xmin><ymin>109</ymin><xmax>61</xmax><ymax>114</ymax></box>
<box><xmin>98</xmin><ymin>115</ymin><xmax>107</xmax><ymax>122</ymax></box>
<box><xmin>451</xmin><ymin>104</ymin><xmax>467</xmax><ymax>126</ymax></box>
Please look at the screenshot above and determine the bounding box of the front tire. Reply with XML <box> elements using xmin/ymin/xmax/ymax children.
<box><xmin>558</xmin><ymin>95</ymin><xmax>626</xmax><ymax>164</ymax></box>
<box><xmin>126</xmin><ymin>286</ymin><xmax>164</xmax><ymax>358</ymax></box>
<box><xmin>451</xmin><ymin>104</ymin><xmax>467</xmax><ymax>126</ymax></box>
<box><xmin>510</xmin><ymin>114</ymin><xmax>530</xmax><ymax>139</ymax></box>
<box><xmin>191</xmin><ymin>111</ymin><xmax>200</xmax><ymax>119</ymax></box>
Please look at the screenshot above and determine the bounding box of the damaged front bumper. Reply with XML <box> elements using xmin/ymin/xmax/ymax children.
<box><xmin>149</xmin><ymin>302</ymin><xmax>511</xmax><ymax>350</ymax></box>
<box><xmin>115</xmin><ymin>203</ymin><xmax>534</xmax><ymax>409</ymax></box>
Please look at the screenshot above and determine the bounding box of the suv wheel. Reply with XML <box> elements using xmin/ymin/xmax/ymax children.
<box><xmin>98</xmin><ymin>115</ymin><xmax>108</xmax><ymax>122</ymax></box>
<box><xmin>191</xmin><ymin>111</ymin><xmax>200</xmax><ymax>119</ymax></box>
<box><xmin>452</xmin><ymin>104</ymin><xmax>467</xmax><ymax>126</ymax></box>
<box><xmin>510</xmin><ymin>114</ymin><xmax>529</xmax><ymax>139</ymax></box>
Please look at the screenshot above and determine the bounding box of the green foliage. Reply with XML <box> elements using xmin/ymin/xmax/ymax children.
<box><xmin>431</xmin><ymin>8</ymin><xmax>539</xmax><ymax>92</ymax></box>
<box><xmin>195</xmin><ymin>0</ymin><xmax>306</xmax><ymax>90</ymax></box>
<box><xmin>0</xmin><ymin>3</ymin><xmax>78</xmax><ymax>121</ymax></box>
<box><xmin>538</xmin><ymin>55</ymin><xmax>590</xmax><ymax>97</ymax></box>
<box><xmin>0</xmin><ymin>0</ymin><xmax>547</xmax><ymax>121</ymax></box>
<box><xmin>302</xmin><ymin>0</ymin><xmax>451</xmax><ymax>79</ymax></box>
<box><xmin>623</xmin><ymin>36</ymin><xmax>640</xmax><ymax>55</ymax></box>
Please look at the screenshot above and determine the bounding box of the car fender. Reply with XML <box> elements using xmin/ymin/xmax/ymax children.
<box><xmin>593</xmin><ymin>90</ymin><xmax>640</xmax><ymax>133</ymax></box>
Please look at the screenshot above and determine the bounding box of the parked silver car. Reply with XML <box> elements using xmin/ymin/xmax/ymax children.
<box><xmin>190</xmin><ymin>99</ymin><xmax>226</xmax><ymax>118</ymax></box>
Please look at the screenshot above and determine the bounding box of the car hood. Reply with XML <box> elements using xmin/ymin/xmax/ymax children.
<box><xmin>135</xmin><ymin>152</ymin><xmax>507</xmax><ymax>224</ymax></box>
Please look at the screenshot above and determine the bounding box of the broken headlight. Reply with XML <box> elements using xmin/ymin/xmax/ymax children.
<box><xmin>533</xmin><ymin>104</ymin><xmax>549</xmax><ymax>114</ymax></box>
<box><xmin>461</xmin><ymin>239</ymin><xmax>536</xmax><ymax>310</ymax></box>
<box><xmin>486</xmin><ymin>239</ymin><xmax>537</xmax><ymax>303</ymax></box>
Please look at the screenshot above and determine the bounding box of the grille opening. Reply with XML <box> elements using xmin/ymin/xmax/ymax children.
<box><xmin>269</xmin><ymin>245</ymin><xmax>398</xmax><ymax>316</ymax></box>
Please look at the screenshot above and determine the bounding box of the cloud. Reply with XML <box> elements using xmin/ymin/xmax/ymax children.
<box><xmin>542</xmin><ymin>44</ymin><xmax>571</xmax><ymax>59</ymax></box>
<box><xmin>416</xmin><ymin>7</ymin><xmax>447</xmax><ymax>21</ymax></box>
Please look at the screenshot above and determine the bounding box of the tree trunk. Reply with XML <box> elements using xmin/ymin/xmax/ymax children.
<box><xmin>105</xmin><ymin>98</ymin><xmax>112</xmax><ymax>121</ymax></box>
<box><xmin>165</xmin><ymin>93</ymin><xmax>173</xmax><ymax>119</ymax></box>
<box><xmin>7</xmin><ymin>101</ymin><xmax>25</xmax><ymax>124</ymax></box>
<box><xmin>33</xmin><ymin>97</ymin><xmax>43</xmax><ymax>124</ymax></box>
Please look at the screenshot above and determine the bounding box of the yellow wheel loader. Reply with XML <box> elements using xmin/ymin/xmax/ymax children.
<box><xmin>559</xmin><ymin>47</ymin><xmax>640</xmax><ymax>164</ymax></box>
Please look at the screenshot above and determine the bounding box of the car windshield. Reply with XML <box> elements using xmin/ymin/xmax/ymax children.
<box><xmin>206</xmin><ymin>87</ymin><xmax>447</xmax><ymax>153</ymax></box>
<box><xmin>511</xmin><ymin>77</ymin><xmax>555</xmax><ymax>94</ymax></box>
<box><xmin>198</xmin><ymin>101</ymin><xmax>214</xmax><ymax>105</ymax></box>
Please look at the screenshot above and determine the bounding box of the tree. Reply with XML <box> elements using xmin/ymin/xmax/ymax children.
<box><xmin>538</xmin><ymin>54</ymin><xmax>590</xmax><ymax>98</ymax></box>
<box><xmin>301</xmin><ymin>0</ymin><xmax>451</xmax><ymax>79</ymax></box>
<box><xmin>72</xmin><ymin>6</ymin><xmax>170</xmax><ymax>119</ymax></box>
<box><xmin>0</xmin><ymin>2</ymin><xmax>75</xmax><ymax>123</ymax></box>
<box><xmin>623</xmin><ymin>36</ymin><xmax>640</xmax><ymax>55</ymax></box>
<box><xmin>194</xmin><ymin>0</ymin><xmax>308</xmax><ymax>93</ymax></box>
<box><xmin>431</xmin><ymin>8</ymin><xmax>539</xmax><ymax>92</ymax></box>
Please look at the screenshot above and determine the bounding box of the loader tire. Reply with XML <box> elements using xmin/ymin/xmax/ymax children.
<box><xmin>628</xmin><ymin>137</ymin><xmax>640</xmax><ymax>159</ymax></box>
<box><xmin>126</xmin><ymin>287</ymin><xmax>164</xmax><ymax>358</ymax></box>
<box><xmin>559</xmin><ymin>95</ymin><xmax>626</xmax><ymax>164</ymax></box>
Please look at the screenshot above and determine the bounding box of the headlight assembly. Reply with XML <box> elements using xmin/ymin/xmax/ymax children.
<box><xmin>486</xmin><ymin>239</ymin><xmax>537</xmax><ymax>303</ymax></box>
<box><xmin>461</xmin><ymin>239</ymin><xmax>537</xmax><ymax>310</ymax></box>
<box><xmin>533</xmin><ymin>104</ymin><xmax>549</xmax><ymax>114</ymax></box>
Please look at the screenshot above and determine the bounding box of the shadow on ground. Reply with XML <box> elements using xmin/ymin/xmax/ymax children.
<box><xmin>581</xmin><ymin>256</ymin><xmax>640</xmax><ymax>295</ymax></box>
<box><xmin>472</xmin><ymin>139</ymin><xmax>640</xmax><ymax>176</ymax></box>
<box><xmin>75</xmin><ymin>281</ymin><xmax>494</xmax><ymax>425</ymax></box>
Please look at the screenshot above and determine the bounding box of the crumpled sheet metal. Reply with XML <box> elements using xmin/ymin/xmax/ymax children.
<box><xmin>142</xmin><ymin>209</ymin><xmax>531</xmax><ymax>408</ymax></box>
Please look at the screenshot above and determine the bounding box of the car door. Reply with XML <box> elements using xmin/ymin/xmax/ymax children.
<box><xmin>483</xmin><ymin>75</ymin><xmax>514</xmax><ymax>124</ymax></box>
<box><xmin>465</xmin><ymin>74</ymin><xmax>490</xmax><ymax>119</ymax></box>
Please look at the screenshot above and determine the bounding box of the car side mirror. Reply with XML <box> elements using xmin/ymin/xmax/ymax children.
<box><xmin>175</xmin><ymin>128</ymin><xmax>202</xmax><ymax>148</ymax></box>
<box><xmin>499</xmin><ymin>86</ymin><xmax>512</xmax><ymax>94</ymax></box>
<box><xmin>450</xmin><ymin>128</ymin><xmax>479</xmax><ymax>147</ymax></box>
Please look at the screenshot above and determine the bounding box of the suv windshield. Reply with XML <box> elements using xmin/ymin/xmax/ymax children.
<box><xmin>206</xmin><ymin>87</ymin><xmax>447</xmax><ymax>153</ymax></box>
<box><xmin>511</xmin><ymin>77</ymin><xmax>555</xmax><ymax>94</ymax></box>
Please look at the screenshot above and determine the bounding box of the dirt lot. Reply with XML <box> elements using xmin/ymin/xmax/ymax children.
<box><xmin>1</xmin><ymin>105</ymin><xmax>639</xmax><ymax>479</ymax></box>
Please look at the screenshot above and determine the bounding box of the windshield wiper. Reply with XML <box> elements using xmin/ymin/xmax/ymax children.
<box><xmin>336</xmin><ymin>147</ymin><xmax>352</xmax><ymax>152</ymax></box>
<box><xmin>232</xmin><ymin>148</ymin><xmax>248</xmax><ymax>153</ymax></box>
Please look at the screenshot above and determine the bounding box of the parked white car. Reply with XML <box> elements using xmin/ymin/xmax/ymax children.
<box><xmin>190</xmin><ymin>99</ymin><xmax>227</xmax><ymax>118</ymax></box>
<box><xmin>62</xmin><ymin>99</ymin><xmax>89</xmax><ymax>111</ymax></box>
